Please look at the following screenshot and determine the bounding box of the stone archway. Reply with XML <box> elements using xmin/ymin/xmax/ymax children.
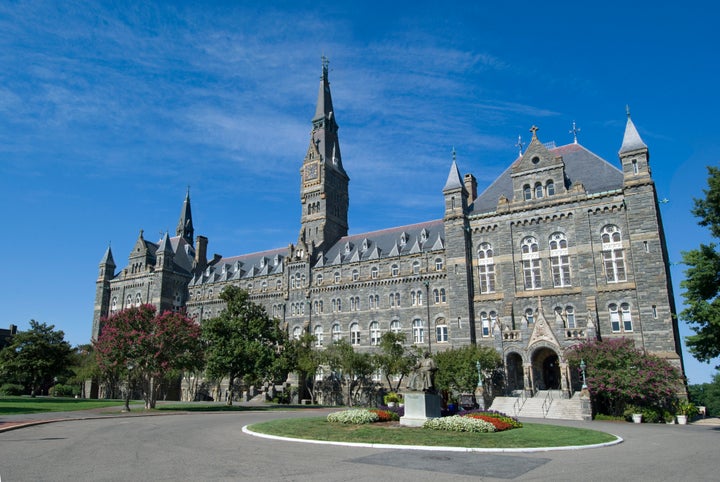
<box><xmin>505</xmin><ymin>352</ymin><xmax>524</xmax><ymax>393</ymax></box>
<box><xmin>531</xmin><ymin>347</ymin><xmax>561</xmax><ymax>390</ymax></box>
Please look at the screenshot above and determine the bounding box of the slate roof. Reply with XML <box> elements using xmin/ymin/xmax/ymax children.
<box><xmin>191</xmin><ymin>247</ymin><xmax>286</xmax><ymax>286</ymax></box>
<box><xmin>619</xmin><ymin>116</ymin><xmax>647</xmax><ymax>153</ymax></box>
<box><xmin>471</xmin><ymin>143</ymin><xmax>623</xmax><ymax>214</ymax></box>
<box><xmin>319</xmin><ymin>219</ymin><xmax>445</xmax><ymax>267</ymax></box>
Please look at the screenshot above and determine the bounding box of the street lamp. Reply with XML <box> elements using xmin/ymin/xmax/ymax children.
<box><xmin>423</xmin><ymin>281</ymin><xmax>432</xmax><ymax>353</ymax></box>
<box><xmin>580</xmin><ymin>359</ymin><xmax>587</xmax><ymax>390</ymax></box>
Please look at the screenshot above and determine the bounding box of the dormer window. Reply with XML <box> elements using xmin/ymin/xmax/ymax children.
<box><xmin>344</xmin><ymin>242</ymin><xmax>352</xmax><ymax>254</ymax></box>
<box><xmin>420</xmin><ymin>229</ymin><xmax>428</xmax><ymax>243</ymax></box>
<box><xmin>260</xmin><ymin>258</ymin><xmax>266</xmax><ymax>268</ymax></box>
<box><xmin>362</xmin><ymin>238</ymin><xmax>369</xmax><ymax>251</ymax></box>
<box><xmin>400</xmin><ymin>232</ymin><xmax>407</xmax><ymax>246</ymax></box>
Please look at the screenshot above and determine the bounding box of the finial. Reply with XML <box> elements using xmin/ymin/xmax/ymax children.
<box><xmin>186</xmin><ymin>185</ymin><xmax>190</xmax><ymax>198</ymax></box>
<box><xmin>626</xmin><ymin>104</ymin><xmax>631</xmax><ymax>118</ymax></box>
<box><xmin>516</xmin><ymin>135</ymin><xmax>524</xmax><ymax>156</ymax></box>
<box><xmin>452</xmin><ymin>146</ymin><xmax>456</xmax><ymax>162</ymax></box>
<box><xmin>570</xmin><ymin>121</ymin><xmax>580</xmax><ymax>144</ymax></box>
<box><xmin>530</xmin><ymin>125</ymin><xmax>539</xmax><ymax>139</ymax></box>
<box><xmin>321</xmin><ymin>55</ymin><xmax>329</xmax><ymax>76</ymax></box>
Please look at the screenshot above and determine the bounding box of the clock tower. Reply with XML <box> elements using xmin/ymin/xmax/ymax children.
<box><xmin>299</xmin><ymin>57</ymin><xmax>349</xmax><ymax>254</ymax></box>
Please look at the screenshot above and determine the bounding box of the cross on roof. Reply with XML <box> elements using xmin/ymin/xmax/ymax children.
<box><xmin>516</xmin><ymin>135</ymin><xmax>524</xmax><ymax>156</ymax></box>
<box><xmin>570</xmin><ymin>121</ymin><xmax>581</xmax><ymax>144</ymax></box>
<box><xmin>529</xmin><ymin>125</ymin><xmax>539</xmax><ymax>138</ymax></box>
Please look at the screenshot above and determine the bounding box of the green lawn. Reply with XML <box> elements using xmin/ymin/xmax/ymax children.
<box><xmin>248</xmin><ymin>417</ymin><xmax>619</xmax><ymax>449</ymax></box>
<box><xmin>155</xmin><ymin>402</ymin><xmax>315</xmax><ymax>412</ymax></box>
<box><xmin>0</xmin><ymin>397</ymin><xmax>139</xmax><ymax>415</ymax></box>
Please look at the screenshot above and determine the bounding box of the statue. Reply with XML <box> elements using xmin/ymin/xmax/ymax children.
<box><xmin>406</xmin><ymin>351</ymin><xmax>437</xmax><ymax>392</ymax></box>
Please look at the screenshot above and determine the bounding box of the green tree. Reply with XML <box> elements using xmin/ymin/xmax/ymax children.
<box><xmin>681</xmin><ymin>166</ymin><xmax>720</xmax><ymax>367</ymax></box>
<box><xmin>434</xmin><ymin>345</ymin><xmax>502</xmax><ymax>394</ymax></box>
<box><xmin>566</xmin><ymin>338</ymin><xmax>683</xmax><ymax>416</ymax></box>
<box><xmin>94</xmin><ymin>305</ymin><xmax>204</xmax><ymax>409</ymax></box>
<box><xmin>0</xmin><ymin>320</ymin><xmax>73</xmax><ymax>396</ymax></box>
<box><xmin>373</xmin><ymin>331</ymin><xmax>417</xmax><ymax>392</ymax></box>
<box><xmin>66</xmin><ymin>344</ymin><xmax>100</xmax><ymax>398</ymax></box>
<box><xmin>324</xmin><ymin>340</ymin><xmax>376</xmax><ymax>406</ymax></box>
<box><xmin>688</xmin><ymin>370</ymin><xmax>720</xmax><ymax>417</ymax></box>
<box><xmin>202</xmin><ymin>286</ymin><xmax>285</xmax><ymax>405</ymax></box>
<box><xmin>286</xmin><ymin>333</ymin><xmax>324</xmax><ymax>404</ymax></box>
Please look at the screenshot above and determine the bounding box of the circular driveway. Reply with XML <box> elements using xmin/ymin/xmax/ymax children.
<box><xmin>1</xmin><ymin>410</ymin><xmax>717</xmax><ymax>481</ymax></box>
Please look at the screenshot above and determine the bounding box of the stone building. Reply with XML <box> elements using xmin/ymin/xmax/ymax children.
<box><xmin>92</xmin><ymin>59</ymin><xmax>684</xmax><ymax>400</ymax></box>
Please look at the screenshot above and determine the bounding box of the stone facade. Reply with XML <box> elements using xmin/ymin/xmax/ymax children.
<box><xmin>92</xmin><ymin>61</ymin><xmax>684</xmax><ymax>400</ymax></box>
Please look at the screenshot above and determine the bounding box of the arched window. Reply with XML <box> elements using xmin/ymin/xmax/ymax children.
<box><xmin>316</xmin><ymin>274</ymin><xmax>323</xmax><ymax>286</ymax></box>
<box><xmin>525</xmin><ymin>308</ymin><xmax>534</xmax><ymax>324</ymax></box>
<box><xmin>546</xmin><ymin>180</ymin><xmax>555</xmax><ymax>196</ymax></box>
<box><xmin>391</xmin><ymin>264</ymin><xmax>399</xmax><ymax>277</ymax></box>
<box><xmin>276</xmin><ymin>279</ymin><xmax>282</xmax><ymax>290</ymax></box>
<box><xmin>481</xmin><ymin>312</ymin><xmax>490</xmax><ymax>337</ymax></box>
<box><xmin>314</xmin><ymin>325</ymin><xmax>324</xmax><ymax>347</ymax></box>
<box><xmin>521</xmin><ymin>236</ymin><xmax>541</xmax><ymax>290</ymax></box>
<box><xmin>370</xmin><ymin>321</ymin><xmax>380</xmax><ymax>346</ymax></box>
<box><xmin>566</xmin><ymin>306</ymin><xmax>576</xmax><ymax>328</ymax></box>
<box><xmin>334</xmin><ymin>271</ymin><xmax>341</xmax><ymax>284</ymax></box>
<box><xmin>412</xmin><ymin>319</ymin><xmax>424</xmax><ymax>344</ymax></box>
<box><xmin>523</xmin><ymin>184</ymin><xmax>532</xmax><ymax>201</ymax></box>
<box><xmin>332</xmin><ymin>323</ymin><xmax>342</xmax><ymax>342</ymax></box>
<box><xmin>110</xmin><ymin>296</ymin><xmax>118</xmax><ymax>314</ymax></box>
<box><xmin>261</xmin><ymin>281</ymin><xmax>267</xmax><ymax>292</ymax></box>
<box><xmin>477</xmin><ymin>242</ymin><xmax>496</xmax><ymax>293</ymax></box>
<box><xmin>390</xmin><ymin>320</ymin><xmax>401</xmax><ymax>333</ymax></box>
<box><xmin>350</xmin><ymin>322</ymin><xmax>360</xmax><ymax>345</ymax></box>
<box><xmin>435</xmin><ymin>257</ymin><xmax>444</xmax><ymax>271</ymax></box>
<box><xmin>126</xmin><ymin>295</ymin><xmax>132</xmax><ymax>308</ymax></box>
<box><xmin>489</xmin><ymin>311</ymin><xmax>498</xmax><ymax>335</ymax></box>
<box><xmin>412</xmin><ymin>260</ymin><xmax>421</xmax><ymax>275</ymax></box>
<box><xmin>352</xmin><ymin>269</ymin><xmax>359</xmax><ymax>281</ymax></box>
<box><xmin>135</xmin><ymin>293</ymin><xmax>142</xmax><ymax>306</ymax></box>
<box><xmin>549</xmin><ymin>232</ymin><xmax>571</xmax><ymax>287</ymax></box>
<box><xmin>601</xmin><ymin>225</ymin><xmax>627</xmax><ymax>282</ymax></box>
<box><xmin>292</xmin><ymin>326</ymin><xmax>302</xmax><ymax>340</ymax></box>
<box><xmin>534</xmin><ymin>182</ymin><xmax>544</xmax><ymax>199</ymax></box>
<box><xmin>371</xmin><ymin>266</ymin><xmax>378</xmax><ymax>279</ymax></box>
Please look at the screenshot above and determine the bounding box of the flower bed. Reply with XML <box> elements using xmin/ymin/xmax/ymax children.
<box><xmin>423</xmin><ymin>415</ymin><xmax>496</xmax><ymax>433</ymax></box>
<box><xmin>370</xmin><ymin>409</ymin><xmax>400</xmax><ymax>422</ymax></box>
<box><xmin>458</xmin><ymin>409</ymin><xmax>523</xmax><ymax>429</ymax></box>
<box><xmin>327</xmin><ymin>409</ymin><xmax>379</xmax><ymax>424</ymax></box>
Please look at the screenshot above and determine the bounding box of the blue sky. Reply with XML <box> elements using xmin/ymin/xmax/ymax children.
<box><xmin>1</xmin><ymin>1</ymin><xmax>717</xmax><ymax>383</ymax></box>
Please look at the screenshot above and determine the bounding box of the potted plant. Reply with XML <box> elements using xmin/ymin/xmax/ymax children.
<box><xmin>623</xmin><ymin>404</ymin><xmax>643</xmax><ymax>423</ymax></box>
<box><xmin>677</xmin><ymin>402</ymin><xmax>698</xmax><ymax>425</ymax></box>
<box><xmin>663</xmin><ymin>410</ymin><xmax>675</xmax><ymax>424</ymax></box>
<box><xmin>384</xmin><ymin>392</ymin><xmax>401</xmax><ymax>407</ymax></box>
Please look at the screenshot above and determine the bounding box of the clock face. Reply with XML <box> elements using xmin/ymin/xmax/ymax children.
<box><xmin>305</xmin><ymin>162</ymin><xmax>319</xmax><ymax>181</ymax></box>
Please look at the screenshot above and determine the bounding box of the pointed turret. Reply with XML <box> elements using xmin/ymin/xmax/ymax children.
<box><xmin>443</xmin><ymin>158</ymin><xmax>464</xmax><ymax>193</ymax></box>
<box><xmin>98</xmin><ymin>245</ymin><xmax>116</xmax><ymax>281</ymax></box>
<box><xmin>443</xmin><ymin>149</ymin><xmax>469</xmax><ymax>217</ymax></box>
<box><xmin>313</xmin><ymin>56</ymin><xmax>335</xmax><ymax>124</ymax></box>
<box><xmin>176</xmin><ymin>188</ymin><xmax>194</xmax><ymax>246</ymax></box>
<box><xmin>619</xmin><ymin>107</ymin><xmax>647</xmax><ymax>154</ymax></box>
<box><xmin>156</xmin><ymin>232</ymin><xmax>174</xmax><ymax>269</ymax></box>
<box><xmin>618</xmin><ymin>108</ymin><xmax>651</xmax><ymax>181</ymax></box>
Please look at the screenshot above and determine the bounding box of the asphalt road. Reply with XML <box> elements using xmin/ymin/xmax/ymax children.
<box><xmin>0</xmin><ymin>410</ymin><xmax>717</xmax><ymax>481</ymax></box>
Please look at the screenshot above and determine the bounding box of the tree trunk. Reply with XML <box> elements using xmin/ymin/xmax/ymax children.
<box><xmin>226</xmin><ymin>376</ymin><xmax>234</xmax><ymax>406</ymax></box>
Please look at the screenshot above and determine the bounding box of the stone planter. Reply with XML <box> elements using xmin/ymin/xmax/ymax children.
<box><xmin>632</xmin><ymin>413</ymin><xmax>642</xmax><ymax>424</ymax></box>
<box><xmin>387</xmin><ymin>402</ymin><xmax>396</xmax><ymax>408</ymax></box>
<box><xmin>677</xmin><ymin>414</ymin><xmax>688</xmax><ymax>425</ymax></box>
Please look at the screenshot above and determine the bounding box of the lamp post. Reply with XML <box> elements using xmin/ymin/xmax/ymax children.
<box><xmin>580</xmin><ymin>359</ymin><xmax>587</xmax><ymax>390</ymax></box>
<box><xmin>123</xmin><ymin>362</ymin><xmax>134</xmax><ymax>412</ymax></box>
<box><xmin>423</xmin><ymin>281</ymin><xmax>432</xmax><ymax>353</ymax></box>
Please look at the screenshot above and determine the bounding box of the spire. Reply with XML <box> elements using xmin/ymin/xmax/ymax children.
<box><xmin>443</xmin><ymin>156</ymin><xmax>464</xmax><ymax>193</ymax></box>
<box><xmin>619</xmin><ymin>106</ymin><xmax>647</xmax><ymax>154</ymax></box>
<box><xmin>176</xmin><ymin>187</ymin><xmax>194</xmax><ymax>246</ymax></box>
<box><xmin>158</xmin><ymin>232</ymin><xmax>173</xmax><ymax>255</ymax></box>
<box><xmin>313</xmin><ymin>55</ymin><xmax>334</xmax><ymax>123</ymax></box>
<box><xmin>99</xmin><ymin>244</ymin><xmax>116</xmax><ymax>268</ymax></box>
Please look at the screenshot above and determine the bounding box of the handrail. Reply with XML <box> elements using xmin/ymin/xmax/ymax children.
<box><xmin>513</xmin><ymin>389</ymin><xmax>528</xmax><ymax>417</ymax></box>
<box><xmin>541</xmin><ymin>389</ymin><xmax>554</xmax><ymax>418</ymax></box>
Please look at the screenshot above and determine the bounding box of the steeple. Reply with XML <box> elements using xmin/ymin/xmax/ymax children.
<box><xmin>299</xmin><ymin>57</ymin><xmax>349</xmax><ymax>251</ymax></box>
<box><xmin>619</xmin><ymin>106</ymin><xmax>647</xmax><ymax>154</ymax></box>
<box><xmin>98</xmin><ymin>244</ymin><xmax>116</xmax><ymax>281</ymax></box>
<box><xmin>176</xmin><ymin>187</ymin><xmax>194</xmax><ymax>246</ymax></box>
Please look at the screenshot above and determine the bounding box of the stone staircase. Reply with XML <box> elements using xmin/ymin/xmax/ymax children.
<box><xmin>488</xmin><ymin>390</ymin><xmax>588</xmax><ymax>421</ymax></box>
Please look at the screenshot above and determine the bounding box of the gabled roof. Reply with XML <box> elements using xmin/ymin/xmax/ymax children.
<box><xmin>320</xmin><ymin>219</ymin><xmax>445</xmax><ymax>267</ymax></box>
<box><xmin>472</xmin><ymin>143</ymin><xmax>623</xmax><ymax>214</ymax></box>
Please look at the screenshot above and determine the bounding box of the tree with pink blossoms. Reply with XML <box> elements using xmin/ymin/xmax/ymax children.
<box><xmin>94</xmin><ymin>305</ymin><xmax>204</xmax><ymax>409</ymax></box>
<box><xmin>566</xmin><ymin>338</ymin><xmax>683</xmax><ymax>416</ymax></box>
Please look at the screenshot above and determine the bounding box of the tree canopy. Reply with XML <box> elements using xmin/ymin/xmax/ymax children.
<box><xmin>433</xmin><ymin>345</ymin><xmax>502</xmax><ymax>395</ymax></box>
<box><xmin>373</xmin><ymin>331</ymin><xmax>417</xmax><ymax>392</ymax></box>
<box><xmin>681</xmin><ymin>166</ymin><xmax>720</xmax><ymax>367</ymax></box>
<box><xmin>201</xmin><ymin>286</ymin><xmax>286</xmax><ymax>405</ymax></box>
<box><xmin>94</xmin><ymin>305</ymin><xmax>203</xmax><ymax>409</ymax></box>
<box><xmin>0</xmin><ymin>320</ymin><xmax>73</xmax><ymax>396</ymax></box>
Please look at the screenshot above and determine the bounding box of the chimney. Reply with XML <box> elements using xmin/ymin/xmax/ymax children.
<box><xmin>194</xmin><ymin>236</ymin><xmax>208</xmax><ymax>271</ymax></box>
<box><xmin>464</xmin><ymin>173</ymin><xmax>477</xmax><ymax>204</ymax></box>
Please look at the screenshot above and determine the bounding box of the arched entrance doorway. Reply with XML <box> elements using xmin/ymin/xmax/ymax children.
<box><xmin>505</xmin><ymin>352</ymin><xmax>523</xmax><ymax>392</ymax></box>
<box><xmin>531</xmin><ymin>347</ymin><xmax>561</xmax><ymax>390</ymax></box>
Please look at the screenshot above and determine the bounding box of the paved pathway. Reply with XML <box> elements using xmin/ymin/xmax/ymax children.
<box><xmin>1</xmin><ymin>406</ymin><xmax>719</xmax><ymax>481</ymax></box>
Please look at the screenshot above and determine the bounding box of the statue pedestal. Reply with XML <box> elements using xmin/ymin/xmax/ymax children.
<box><xmin>399</xmin><ymin>392</ymin><xmax>442</xmax><ymax>427</ymax></box>
<box><xmin>475</xmin><ymin>387</ymin><xmax>485</xmax><ymax>410</ymax></box>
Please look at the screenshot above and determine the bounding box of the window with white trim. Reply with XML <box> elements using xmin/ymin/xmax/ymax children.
<box><xmin>436</xmin><ymin>320</ymin><xmax>448</xmax><ymax>343</ymax></box>
<box><xmin>481</xmin><ymin>312</ymin><xmax>490</xmax><ymax>337</ymax></box>
<box><xmin>601</xmin><ymin>225</ymin><xmax>627</xmax><ymax>283</ymax></box>
<box><xmin>477</xmin><ymin>242</ymin><xmax>496</xmax><ymax>293</ymax></box>
<box><xmin>350</xmin><ymin>322</ymin><xmax>360</xmax><ymax>345</ymax></box>
<box><xmin>334</xmin><ymin>271</ymin><xmax>341</xmax><ymax>284</ymax></box>
<box><xmin>549</xmin><ymin>232</ymin><xmax>571</xmax><ymax>287</ymax></box>
<box><xmin>370</xmin><ymin>321</ymin><xmax>380</xmax><ymax>346</ymax></box>
<box><xmin>352</xmin><ymin>269</ymin><xmax>359</xmax><ymax>282</ymax></box>
<box><xmin>371</xmin><ymin>266</ymin><xmax>378</xmax><ymax>279</ymax></box>
<box><xmin>391</xmin><ymin>264</ymin><xmax>399</xmax><ymax>277</ymax></box>
<box><xmin>292</xmin><ymin>326</ymin><xmax>301</xmax><ymax>340</ymax></box>
<box><xmin>525</xmin><ymin>308</ymin><xmax>534</xmax><ymax>324</ymax></box>
<box><xmin>435</xmin><ymin>257</ymin><xmax>444</xmax><ymax>271</ymax></box>
<box><xmin>314</xmin><ymin>325</ymin><xmax>324</xmax><ymax>347</ymax></box>
<box><xmin>390</xmin><ymin>320</ymin><xmax>401</xmax><ymax>333</ymax></box>
<box><xmin>412</xmin><ymin>318</ymin><xmax>424</xmax><ymax>344</ymax></box>
<box><xmin>331</xmin><ymin>323</ymin><xmax>341</xmax><ymax>342</ymax></box>
<box><xmin>521</xmin><ymin>236</ymin><xmax>541</xmax><ymax>290</ymax></box>
<box><xmin>412</xmin><ymin>260</ymin><xmax>420</xmax><ymax>274</ymax></box>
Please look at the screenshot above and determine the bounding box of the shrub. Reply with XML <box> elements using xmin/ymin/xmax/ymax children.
<box><xmin>383</xmin><ymin>392</ymin><xmax>401</xmax><ymax>404</ymax></box>
<box><xmin>0</xmin><ymin>383</ymin><xmax>26</xmax><ymax>396</ymax></box>
<box><xmin>378</xmin><ymin>404</ymin><xmax>405</xmax><ymax>418</ymax></box>
<box><xmin>50</xmin><ymin>384</ymin><xmax>79</xmax><ymax>397</ymax></box>
<box><xmin>327</xmin><ymin>409</ymin><xmax>379</xmax><ymax>424</ymax></box>
<box><xmin>424</xmin><ymin>415</ymin><xmax>496</xmax><ymax>433</ymax></box>
<box><xmin>457</xmin><ymin>409</ymin><xmax>523</xmax><ymax>428</ymax></box>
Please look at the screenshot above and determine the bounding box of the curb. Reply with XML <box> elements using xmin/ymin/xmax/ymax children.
<box><xmin>241</xmin><ymin>424</ymin><xmax>624</xmax><ymax>453</ymax></box>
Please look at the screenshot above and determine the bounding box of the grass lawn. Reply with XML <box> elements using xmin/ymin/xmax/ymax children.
<box><xmin>155</xmin><ymin>403</ymin><xmax>316</xmax><ymax>412</ymax></box>
<box><xmin>0</xmin><ymin>396</ymin><xmax>140</xmax><ymax>415</ymax></box>
<box><xmin>248</xmin><ymin>417</ymin><xmax>618</xmax><ymax>449</ymax></box>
